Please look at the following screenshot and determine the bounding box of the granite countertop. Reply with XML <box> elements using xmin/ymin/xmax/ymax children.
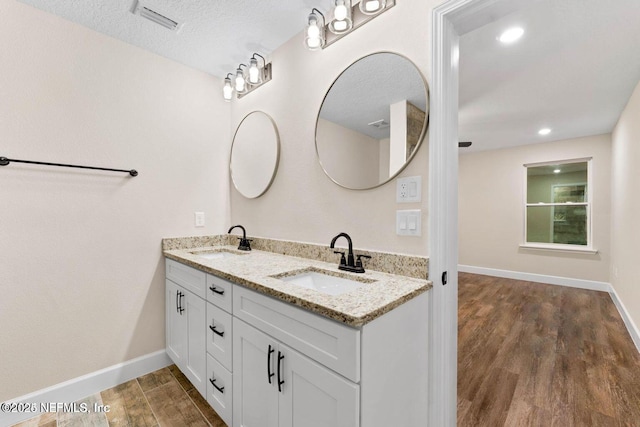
<box><xmin>164</xmin><ymin>245</ymin><xmax>431</xmax><ymax>327</ymax></box>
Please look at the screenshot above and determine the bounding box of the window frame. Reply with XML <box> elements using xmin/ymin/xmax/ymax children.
<box><xmin>521</xmin><ymin>157</ymin><xmax>597</xmax><ymax>253</ymax></box>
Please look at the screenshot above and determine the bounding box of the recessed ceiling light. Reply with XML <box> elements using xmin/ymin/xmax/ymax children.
<box><xmin>498</xmin><ymin>27</ymin><xmax>524</xmax><ymax>44</ymax></box>
<box><xmin>553</xmin><ymin>169</ymin><xmax>561</xmax><ymax>173</ymax></box>
<box><xmin>538</xmin><ymin>128</ymin><xmax>552</xmax><ymax>135</ymax></box>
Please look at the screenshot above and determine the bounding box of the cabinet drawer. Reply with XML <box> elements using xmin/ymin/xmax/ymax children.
<box><xmin>233</xmin><ymin>286</ymin><xmax>361</xmax><ymax>383</ymax></box>
<box><xmin>206</xmin><ymin>274</ymin><xmax>233</xmax><ymax>313</ymax></box>
<box><xmin>206</xmin><ymin>302</ymin><xmax>233</xmax><ymax>371</ymax></box>
<box><xmin>166</xmin><ymin>259</ymin><xmax>206</xmax><ymax>299</ymax></box>
<box><xmin>207</xmin><ymin>354</ymin><xmax>232</xmax><ymax>427</ymax></box>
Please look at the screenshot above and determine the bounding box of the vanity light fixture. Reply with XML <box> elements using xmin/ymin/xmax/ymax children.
<box><xmin>221</xmin><ymin>54</ymin><xmax>273</xmax><ymax>101</ymax></box>
<box><xmin>329</xmin><ymin>0</ymin><xmax>353</xmax><ymax>34</ymax></box>
<box><xmin>538</xmin><ymin>127</ymin><xmax>552</xmax><ymax>135</ymax></box>
<box><xmin>305</xmin><ymin>0</ymin><xmax>395</xmax><ymax>50</ymax></box>
<box><xmin>498</xmin><ymin>27</ymin><xmax>524</xmax><ymax>44</ymax></box>
<box><xmin>359</xmin><ymin>0</ymin><xmax>386</xmax><ymax>15</ymax></box>
<box><xmin>305</xmin><ymin>8</ymin><xmax>326</xmax><ymax>50</ymax></box>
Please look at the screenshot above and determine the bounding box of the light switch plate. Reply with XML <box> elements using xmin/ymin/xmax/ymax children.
<box><xmin>396</xmin><ymin>209</ymin><xmax>421</xmax><ymax>236</ymax></box>
<box><xmin>194</xmin><ymin>212</ymin><xmax>205</xmax><ymax>227</ymax></box>
<box><xmin>397</xmin><ymin>176</ymin><xmax>422</xmax><ymax>203</ymax></box>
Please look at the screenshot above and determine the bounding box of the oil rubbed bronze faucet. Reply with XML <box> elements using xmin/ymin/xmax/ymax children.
<box><xmin>228</xmin><ymin>225</ymin><xmax>252</xmax><ymax>251</ymax></box>
<box><xmin>329</xmin><ymin>232</ymin><xmax>371</xmax><ymax>273</ymax></box>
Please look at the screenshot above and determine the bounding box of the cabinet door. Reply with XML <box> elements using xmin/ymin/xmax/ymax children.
<box><xmin>184</xmin><ymin>290</ymin><xmax>207</xmax><ymax>397</ymax></box>
<box><xmin>233</xmin><ymin>319</ymin><xmax>279</xmax><ymax>427</ymax></box>
<box><xmin>166</xmin><ymin>279</ymin><xmax>187</xmax><ymax>366</ymax></box>
<box><xmin>278</xmin><ymin>344</ymin><xmax>359</xmax><ymax>427</ymax></box>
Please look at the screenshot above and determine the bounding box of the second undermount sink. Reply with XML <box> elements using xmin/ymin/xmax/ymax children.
<box><xmin>277</xmin><ymin>268</ymin><xmax>375</xmax><ymax>296</ymax></box>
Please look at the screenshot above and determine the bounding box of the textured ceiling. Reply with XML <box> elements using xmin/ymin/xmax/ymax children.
<box><xmin>16</xmin><ymin>0</ymin><xmax>640</xmax><ymax>153</ymax></box>
<box><xmin>459</xmin><ymin>0</ymin><xmax>640</xmax><ymax>152</ymax></box>
<box><xmin>17</xmin><ymin>0</ymin><xmax>320</xmax><ymax>78</ymax></box>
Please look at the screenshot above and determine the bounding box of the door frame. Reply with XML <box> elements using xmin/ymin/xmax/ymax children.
<box><xmin>429</xmin><ymin>0</ymin><xmax>526</xmax><ymax>424</ymax></box>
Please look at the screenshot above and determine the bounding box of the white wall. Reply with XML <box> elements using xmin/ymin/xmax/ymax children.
<box><xmin>228</xmin><ymin>0</ymin><xmax>438</xmax><ymax>256</ymax></box>
<box><xmin>0</xmin><ymin>2</ymin><xmax>230</xmax><ymax>401</ymax></box>
<box><xmin>611</xmin><ymin>79</ymin><xmax>640</xmax><ymax>332</ymax></box>
<box><xmin>458</xmin><ymin>134</ymin><xmax>611</xmax><ymax>282</ymax></box>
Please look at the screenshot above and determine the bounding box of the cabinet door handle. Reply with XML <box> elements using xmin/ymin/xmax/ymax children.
<box><xmin>209</xmin><ymin>377</ymin><xmax>225</xmax><ymax>393</ymax></box>
<box><xmin>267</xmin><ymin>345</ymin><xmax>275</xmax><ymax>384</ymax></box>
<box><xmin>176</xmin><ymin>290</ymin><xmax>180</xmax><ymax>314</ymax></box>
<box><xmin>277</xmin><ymin>351</ymin><xmax>285</xmax><ymax>393</ymax></box>
<box><xmin>209</xmin><ymin>285</ymin><xmax>225</xmax><ymax>295</ymax></box>
<box><xmin>178</xmin><ymin>291</ymin><xmax>185</xmax><ymax>314</ymax></box>
<box><xmin>209</xmin><ymin>324</ymin><xmax>224</xmax><ymax>337</ymax></box>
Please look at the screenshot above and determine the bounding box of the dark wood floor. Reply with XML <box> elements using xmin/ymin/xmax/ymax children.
<box><xmin>458</xmin><ymin>272</ymin><xmax>640</xmax><ymax>427</ymax></box>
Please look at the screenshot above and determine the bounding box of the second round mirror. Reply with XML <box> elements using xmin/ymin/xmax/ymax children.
<box><xmin>316</xmin><ymin>52</ymin><xmax>429</xmax><ymax>190</ymax></box>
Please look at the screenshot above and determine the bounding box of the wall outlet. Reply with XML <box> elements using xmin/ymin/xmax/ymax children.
<box><xmin>397</xmin><ymin>176</ymin><xmax>421</xmax><ymax>203</ymax></box>
<box><xmin>396</xmin><ymin>209</ymin><xmax>421</xmax><ymax>236</ymax></box>
<box><xmin>194</xmin><ymin>212</ymin><xmax>205</xmax><ymax>227</ymax></box>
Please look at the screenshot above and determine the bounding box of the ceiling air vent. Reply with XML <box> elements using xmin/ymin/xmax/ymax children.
<box><xmin>368</xmin><ymin>119</ymin><xmax>390</xmax><ymax>130</ymax></box>
<box><xmin>130</xmin><ymin>0</ymin><xmax>182</xmax><ymax>31</ymax></box>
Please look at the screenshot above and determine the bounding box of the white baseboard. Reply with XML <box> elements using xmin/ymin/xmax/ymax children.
<box><xmin>0</xmin><ymin>350</ymin><xmax>171</xmax><ymax>426</ymax></box>
<box><xmin>459</xmin><ymin>265</ymin><xmax>640</xmax><ymax>354</ymax></box>
<box><xmin>458</xmin><ymin>265</ymin><xmax>610</xmax><ymax>292</ymax></box>
<box><xmin>609</xmin><ymin>286</ymin><xmax>640</xmax><ymax>353</ymax></box>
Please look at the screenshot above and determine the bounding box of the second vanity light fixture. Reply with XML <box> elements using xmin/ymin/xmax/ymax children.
<box><xmin>305</xmin><ymin>0</ymin><xmax>394</xmax><ymax>50</ymax></box>
<box><xmin>222</xmin><ymin>53</ymin><xmax>272</xmax><ymax>102</ymax></box>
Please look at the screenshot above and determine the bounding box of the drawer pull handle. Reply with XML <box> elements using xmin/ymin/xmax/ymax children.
<box><xmin>177</xmin><ymin>291</ymin><xmax>184</xmax><ymax>314</ymax></box>
<box><xmin>209</xmin><ymin>324</ymin><xmax>224</xmax><ymax>337</ymax></box>
<box><xmin>209</xmin><ymin>285</ymin><xmax>225</xmax><ymax>295</ymax></box>
<box><xmin>209</xmin><ymin>377</ymin><xmax>225</xmax><ymax>393</ymax></box>
<box><xmin>267</xmin><ymin>345</ymin><xmax>275</xmax><ymax>384</ymax></box>
<box><xmin>277</xmin><ymin>351</ymin><xmax>285</xmax><ymax>393</ymax></box>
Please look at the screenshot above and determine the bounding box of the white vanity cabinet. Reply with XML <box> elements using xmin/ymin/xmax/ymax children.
<box><xmin>233</xmin><ymin>318</ymin><xmax>359</xmax><ymax>427</ymax></box>
<box><xmin>166</xmin><ymin>257</ymin><xmax>430</xmax><ymax>427</ymax></box>
<box><xmin>165</xmin><ymin>260</ymin><xmax>207</xmax><ymax>397</ymax></box>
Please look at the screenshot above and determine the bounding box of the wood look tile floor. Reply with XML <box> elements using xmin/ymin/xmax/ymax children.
<box><xmin>14</xmin><ymin>272</ymin><xmax>640</xmax><ymax>427</ymax></box>
<box><xmin>13</xmin><ymin>365</ymin><xmax>226</xmax><ymax>427</ymax></box>
<box><xmin>458</xmin><ymin>273</ymin><xmax>640</xmax><ymax>427</ymax></box>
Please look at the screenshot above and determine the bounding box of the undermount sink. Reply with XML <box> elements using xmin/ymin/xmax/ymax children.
<box><xmin>277</xmin><ymin>268</ymin><xmax>374</xmax><ymax>296</ymax></box>
<box><xmin>190</xmin><ymin>249</ymin><xmax>242</xmax><ymax>260</ymax></box>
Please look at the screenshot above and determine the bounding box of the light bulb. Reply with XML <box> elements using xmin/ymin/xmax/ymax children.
<box><xmin>235</xmin><ymin>69</ymin><xmax>245</xmax><ymax>92</ymax></box>
<box><xmin>307</xmin><ymin>22</ymin><xmax>320</xmax><ymax>38</ymax></box>
<box><xmin>305</xmin><ymin>10</ymin><xmax>325</xmax><ymax>50</ymax></box>
<box><xmin>538</xmin><ymin>127</ymin><xmax>551</xmax><ymax>135</ymax></box>
<box><xmin>223</xmin><ymin>78</ymin><xmax>233</xmax><ymax>101</ymax></box>
<box><xmin>248</xmin><ymin>58</ymin><xmax>260</xmax><ymax>84</ymax></box>
<box><xmin>334</xmin><ymin>3</ymin><xmax>347</xmax><ymax>20</ymax></box>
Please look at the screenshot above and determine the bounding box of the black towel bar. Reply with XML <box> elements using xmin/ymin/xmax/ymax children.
<box><xmin>0</xmin><ymin>156</ymin><xmax>138</xmax><ymax>177</ymax></box>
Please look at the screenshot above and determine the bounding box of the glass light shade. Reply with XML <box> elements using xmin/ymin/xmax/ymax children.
<box><xmin>235</xmin><ymin>68</ymin><xmax>246</xmax><ymax>92</ymax></box>
<box><xmin>359</xmin><ymin>0</ymin><xmax>386</xmax><ymax>15</ymax></box>
<box><xmin>223</xmin><ymin>77</ymin><xmax>233</xmax><ymax>101</ymax></box>
<box><xmin>329</xmin><ymin>0</ymin><xmax>352</xmax><ymax>35</ymax></box>
<box><xmin>248</xmin><ymin>58</ymin><xmax>261</xmax><ymax>84</ymax></box>
<box><xmin>305</xmin><ymin>12</ymin><xmax>325</xmax><ymax>50</ymax></box>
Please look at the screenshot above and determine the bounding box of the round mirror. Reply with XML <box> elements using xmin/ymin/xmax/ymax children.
<box><xmin>230</xmin><ymin>111</ymin><xmax>280</xmax><ymax>198</ymax></box>
<box><xmin>315</xmin><ymin>52</ymin><xmax>429</xmax><ymax>190</ymax></box>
